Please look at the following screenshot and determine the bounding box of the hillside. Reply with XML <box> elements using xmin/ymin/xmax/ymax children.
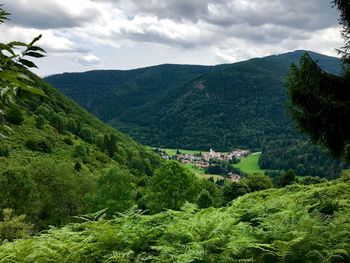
<box><xmin>45</xmin><ymin>64</ymin><xmax>228</xmax><ymax>121</ymax></box>
<box><xmin>1</xmin><ymin>177</ymin><xmax>349</xmax><ymax>262</ymax></box>
<box><xmin>45</xmin><ymin>50</ymin><xmax>348</xmax><ymax>178</ymax></box>
<box><xmin>0</xmin><ymin>69</ymin><xmax>161</xmax><ymax>230</ymax></box>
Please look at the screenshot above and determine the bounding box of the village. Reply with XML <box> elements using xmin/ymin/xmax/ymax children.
<box><xmin>155</xmin><ymin>148</ymin><xmax>250</xmax><ymax>182</ymax></box>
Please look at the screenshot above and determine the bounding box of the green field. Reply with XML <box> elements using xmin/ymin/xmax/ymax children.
<box><xmin>182</xmin><ymin>163</ymin><xmax>224</xmax><ymax>181</ymax></box>
<box><xmin>159</xmin><ymin>148</ymin><xmax>208</xmax><ymax>156</ymax></box>
<box><xmin>233</xmin><ymin>152</ymin><xmax>265</xmax><ymax>175</ymax></box>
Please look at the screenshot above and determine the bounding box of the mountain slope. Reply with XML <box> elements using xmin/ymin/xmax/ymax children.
<box><xmin>45</xmin><ymin>64</ymin><xmax>228</xmax><ymax>121</ymax></box>
<box><xmin>113</xmin><ymin>51</ymin><xmax>341</xmax><ymax>150</ymax></box>
<box><xmin>44</xmin><ymin>50</ymin><xmax>348</xmax><ymax>178</ymax></box>
<box><xmin>0</xmin><ymin>70</ymin><xmax>161</xmax><ymax>229</ymax></box>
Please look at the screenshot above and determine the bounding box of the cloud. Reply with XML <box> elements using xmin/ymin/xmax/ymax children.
<box><xmin>74</xmin><ymin>53</ymin><xmax>101</xmax><ymax>66</ymax></box>
<box><xmin>3</xmin><ymin>0</ymin><xmax>101</xmax><ymax>29</ymax></box>
<box><xmin>0</xmin><ymin>0</ymin><xmax>343</xmax><ymax>75</ymax></box>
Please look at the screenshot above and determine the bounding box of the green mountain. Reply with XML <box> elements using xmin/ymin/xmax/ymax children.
<box><xmin>45</xmin><ymin>50</ymin><xmax>348</xmax><ymax>178</ymax></box>
<box><xmin>45</xmin><ymin>51</ymin><xmax>341</xmax><ymax>151</ymax></box>
<box><xmin>1</xmin><ymin>177</ymin><xmax>349</xmax><ymax>262</ymax></box>
<box><xmin>0</xmin><ymin>70</ymin><xmax>161</xmax><ymax>230</ymax></box>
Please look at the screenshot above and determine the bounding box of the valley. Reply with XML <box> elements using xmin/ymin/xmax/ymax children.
<box><xmin>1</xmin><ymin>1</ymin><xmax>350</xmax><ymax>261</ymax></box>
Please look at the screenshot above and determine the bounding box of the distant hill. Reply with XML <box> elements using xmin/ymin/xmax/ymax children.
<box><xmin>45</xmin><ymin>51</ymin><xmax>348</xmax><ymax>178</ymax></box>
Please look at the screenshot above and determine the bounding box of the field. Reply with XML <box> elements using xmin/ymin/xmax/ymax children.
<box><xmin>233</xmin><ymin>152</ymin><xmax>265</xmax><ymax>175</ymax></box>
<box><xmin>182</xmin><ymin>163</ymin><xmax>224</xmax><ymax>181</ymax></box>
<box><xmin>160</xmin><ymin>148</ymin><xmax>208</xmax><ymax>156</ymax></box>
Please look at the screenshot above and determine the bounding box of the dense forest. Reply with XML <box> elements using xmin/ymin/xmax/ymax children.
<box><xmin>46</xmin><ymin>51</ymin><xmax>348</xmax><ymax>178</ymax></box>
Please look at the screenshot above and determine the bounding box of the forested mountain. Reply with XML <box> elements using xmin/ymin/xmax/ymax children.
<box><xmin>0</xmin><ymin>69</ymin><xmax>162</xmax><ymax>230</ymax></box>
<box><xmin>45</xmin><ymin>50</ymin><xmax>348</xmax><ymax>178</ymax></box>
<box><xmin>45</xmin><ymin>64</ymin><xmax>228</xmax><ymax>121</ymax></box>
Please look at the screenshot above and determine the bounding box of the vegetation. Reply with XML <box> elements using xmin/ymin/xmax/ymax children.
<box><xmin>233</xmin><ymin>153</ymin><xmax>264</xmax><ymax>175</ymax></box>
<box><xmin>0</xmin><ymin>179</ymin><xmax>349</xmax><ymax>262</ymax></box>
<box><xmin>287</xmin><ymin>0</ymin><xmax>350</xmax><ymax>162</ymax></box>
<box><xmin>46</xmin><ymin>51</ymin><xmax>347</xmax><ymax>178</ymax></box>
<box><xmin>260</xmin><ymin>138</ymin><xmax>349</xmax><ymax>179</ymax></box>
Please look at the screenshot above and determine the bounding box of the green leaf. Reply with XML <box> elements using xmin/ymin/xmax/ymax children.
<box><xmin>18</xmin><ymin>59</ymin><xmax>38</xmax><ymax>68</ymax></box>
<box><xmin>29</xmin><ymin>34</ymin><xmax>42</xmax><ymax>46</ymax></box>
<box><xmin>27</xmin><ymin>46</ymin><xmax>47</xmax><ymax>53</ymax></box>
<box><xmin>24</xmin><ymin>52</ymin><xmax>45</xmax><ymax>58</ymax></box>
<box><xmin>7</xmin><ymin>41</ymin><xmax>28</xmax><ymax>47</ymax></box>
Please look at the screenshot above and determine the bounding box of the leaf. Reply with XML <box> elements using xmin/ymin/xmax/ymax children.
<box><xmin>7</xmin><ymin>41</ymin><xmax>28</xmax><ymax>47</ymax></box>
<box><xmin>24</xmin><ymin>51</ymin><xmax>45</xmax><ymax>58</ymax></box>
<box><xmin>18</xmin><ymin>58</ymin><xmax>38</xmax><ymax>68</ymax></box>
<box><xmin>27</xmin><ymin>46</ymin><xmax>47</xmax><ymax>53</ymax></box>
<box><xmin>0</xmin><ymin>44</ymin><xmax>15</xmax><ymax>55</ymax></box>
<box><xmin>29</xmin><ymin>34</ymin><xmax>42</xmax><ymax>46</ymax></box>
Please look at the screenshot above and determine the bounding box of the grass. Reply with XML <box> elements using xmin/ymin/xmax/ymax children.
<box><xmin>233</xmin><ymin>152</ymin><xmax>264</xmax><ymax>175</ymax></box>
<box><xmin>154</xmin><ymin>148</ymin><xmax>208</xmax><ymax>157</ymax></box>
<box><xmin>182</xmin><ymin>163</ymin><xmax>224</xmax><ymax>181</ymax></box>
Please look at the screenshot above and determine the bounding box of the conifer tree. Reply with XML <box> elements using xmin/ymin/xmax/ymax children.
<box><xmin>287</xmin><ymin>0</ymin><xmax>350</xmax><ymax>161</ymax></box>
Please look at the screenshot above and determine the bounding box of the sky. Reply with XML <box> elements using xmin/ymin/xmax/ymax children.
<box><xmin>0</xmin><ymin>0</ymin><xmax>344</xmax><ymax>76</ymax></box>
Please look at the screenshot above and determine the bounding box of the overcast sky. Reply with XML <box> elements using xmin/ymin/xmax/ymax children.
<box><xmin>0</xmin><ymin>0</ymin><xmax>343</xmax><ymax>76</ymax></box>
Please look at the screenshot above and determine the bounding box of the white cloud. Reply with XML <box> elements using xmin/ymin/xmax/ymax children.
<box><xmin>0</xmin><ymin>0</ymin><xmax>343</xmax><ymax>75</ymax></box>
<box><xmin>74</xmin><ymin>53</ymin><xmax>101</xmax><ymax>66</ymax></box>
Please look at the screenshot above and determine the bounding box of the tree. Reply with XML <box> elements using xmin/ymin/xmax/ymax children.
<box><xmin>241</xmin><ymin>174</ymin><xmax>273</xmax><ymax>192</ymax></box>
<box><xmin>287</xmin><ymin>1</ymin><xmax>350</xmax><ymax>162</ymax></box>
<box><xmin>276</xmin><ymin>169</ymin><xmax>296</xmax><ymax>188</ymax></box>
<box><xmin>196</xmin><ymin>189</ymin><xmax>213</xmax><ymax>208</ymax></box>
<box><xmin>147</xmin><ymin>161</ymin><xmax>198</xmax><ymax>212</ymax></box>
<box><xmin>103</xmin><ymin>134</ymin><xmax>118</xmax><ymax>157</ymax></box>
<box><xmin>334</xmin><ymin>0</ymin><xmax>350</xmax><ymax>63</ymax></box>
<box><xmin>95</xmin><ymin>166</ymin><xmax>135</xmax><ymax>215</ymax></box>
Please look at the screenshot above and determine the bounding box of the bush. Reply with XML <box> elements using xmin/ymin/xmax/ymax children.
<box><xmin>0</xmin><ymin>209</ymin><xmax>33</xmax><ymax>242</ymax></box>
<box><xmin>5</xmin><ymin>106</ymin><xmax>24</xmax><ymax>125</ymax></box>
<box><xmin>25</xmin><ymin>136</ymin><xmax>53</xmax><ymax>153</ymax></box>
<box><xmin>0</xmin><ymin>145</ymin><xmax>9</xmax><ymax>157</ymax></box>
<box><xmin>63</xmin><ymin>137</ymin><xmax>73</xmax><ymax>145</ymax></box>
<box><xmin>35</xmin><ymin>116</ymin><xmax>45</xmax><ymax>129</ymax></box>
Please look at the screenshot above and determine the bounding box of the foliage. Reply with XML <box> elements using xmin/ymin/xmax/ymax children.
<box><xmin>223</xmin><ymin>180</ymin><xmax>250</xmax><ymax>203</ymax></box>
<box><xmin>45</xmin><ymin>51</ymin><xmax>344</xmax><ymax>177</ymax></box>
<box><xmin>0</xmin><ymin>209</ymin><xmax>33</xmax><ymax>243</ymax></box>
<box><xmin>25</xmin><ymin>135</ymin><xmax>53</xmax><ymax>153</ymax></box>
<box><xmin>287</xmin><ymin>53</ymin><xmax>350</xmax><ymax>162</ymax></box>
<box><xmin>0</xmin><ymin>143</ymin><xmax>9</xmax><ymax>156</ymax></box>
<box><xmin>4</xmin><ymin>105</ymin><xmax>24</xmax><ymax>125</ymax></box>
<box><xmin>147</xmin><ymin>161</ymin><xmax>199</xmax><ymax>212</ymax></box>
<box><xmin>241</xmin><ymin>174</ymin><xmax>273</xmax><ymax>192</ymax></box>
<box><xmin>94</xmin><ymin>166</ymin><xmax>136</xmax><ymax>215</ymax></box>
<box><xmin>333</xmin><ymin>0</ymin><xmax>350</xmax><ymax>63</ymax></box>
<box><xmin>275</xmin><ymin>169</ymin><xmax>297</xmax><ymax>188</ymax></box>
<box><xmin>196</xmin><ymin>189</ymin><xmax>213</xmax><ymax>208</ymax></box>
<box><xmin>260</xmin><ymin>138</ymin><xmax>350</xmax><ymax>179</ymax></box>
<box><xmin>0</xmin><ymin>180</ymin><xmax>349</xmax><ymax>262</ymax></box>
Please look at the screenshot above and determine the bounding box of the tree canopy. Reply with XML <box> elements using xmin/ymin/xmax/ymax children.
<box><xmin>287</xmin><ymin>1</ymin><xmax>350</xmax><ymax>162</ymax></box>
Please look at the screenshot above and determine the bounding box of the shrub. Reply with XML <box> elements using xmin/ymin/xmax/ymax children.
<box><xmin>35</xmin><ymin>116</ymin><xmax>45</xmax><ymax>129</ymax></box>
<box><xmin>0</xmin><ymin>209</ymin><xmax>33</xmax><ymax>242</ymax></box>
<box><xmin>25</xmin><ymin>136</ymin><xmax>53</xmax><ymax>153</ymax></box>
<box><xmin>0</xmin><ymin>145</ymin><xmax>9</xmax><ymax>157</ymax></box>
<box><xmin>5</xmin><ymin>106</ymin><xmax>24</xmax><ymax>125</ymax></box>
<box><xmin>63</xmin><ymin>137</ymin><xmax>73</xmax><ymax>145</ymax></box>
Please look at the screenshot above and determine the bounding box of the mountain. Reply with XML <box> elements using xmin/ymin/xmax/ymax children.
<box><xmin>0</xmin><ymin>69</ymin><xmax>161</xmax><ymax>230</ymax></box>
<box><xmin>45</xmin><ymin>50</ymin><xmax>341</xmax><ymax>150</ymax></box>
<box><xmin>45</xmin><ymin>50</ymin><xmax>348</xmax><ymax>178</ymax></box>
<box><xmin>45</xmin><ymin>64</ymin><xmax>229</xmax><ymax>121</ymax></box>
